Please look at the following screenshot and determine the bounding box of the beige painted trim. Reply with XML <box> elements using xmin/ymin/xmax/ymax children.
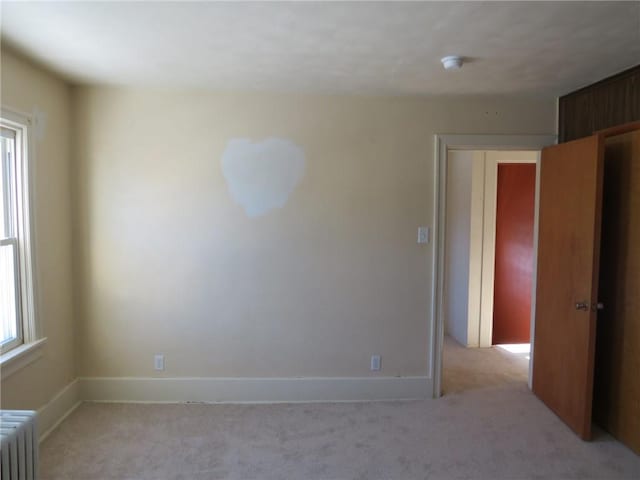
<box><xmin>0</xmin><ymin>108</ymin><xmax>42</xmax><ymax>349</ymax></box>
<box><xmin>433</xmin><ymin>134</ymin><xmax>556</xmax><ymax>398</ymax></box>
<box><xmin>466</xmin><ymin>152</ymin><xmax>485</xmax><ymax>347</ymax></box>
<box><xmin>79</xmin><ymin>376</ymin><xmax>432</xmax><ymax>403</ymax></box>
<box><xmin>528</xmin><ymin>151</ymin><xmax>543</xmax><ymax>389</ymax></box>
<box><xmin>37</xmin><ymin>378</ymin><xmax>81</xmax><ymax>442</ymax></box>
<box><xmin>34</xmin><ymin>376</ymin><xmax>430</xmax><ymax>439</ymax></box>
<box><xmin>0</xmin><ymin>337</ymin><xmax>47</xmax><ymax>379</ymax></box>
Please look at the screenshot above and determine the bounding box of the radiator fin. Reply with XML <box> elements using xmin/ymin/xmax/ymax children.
<box><xmin>0</xmin><ymin>410</ymin><xmax>38</xmax><ymax>480</ymax></box>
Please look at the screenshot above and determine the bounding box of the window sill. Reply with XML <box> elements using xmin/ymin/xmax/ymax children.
<box><xmin>0</xmin><ymin>338</ymin><xmax>47</xmax><ymax>380</ymax></box>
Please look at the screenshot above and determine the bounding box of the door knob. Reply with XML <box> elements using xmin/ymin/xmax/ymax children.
<box><xmin>575</xmin><ymin>301</ymin><xmax>604</xmax><ymax>311</ymax></box>
<box><xmin>575</xmin><ymin>301</ymin><xmax>589</xmax><ymax>311</ymax></box>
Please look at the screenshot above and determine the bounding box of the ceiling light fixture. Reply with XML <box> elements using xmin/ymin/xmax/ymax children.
<box><xmin>441</xmin><ymin>56</ymin><xmax>463</xmax><ymax>70</ymax></box>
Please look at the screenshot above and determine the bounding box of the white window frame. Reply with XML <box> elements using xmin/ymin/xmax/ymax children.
<box><xmin>1</xmin><ymin>125</ymin><xmax>24</xmax><ymax>353</ymax></box>
<box><xmin>0</xmin><ymin>109</ymin><xmax>44</xmax><ymax>378</ymax></box>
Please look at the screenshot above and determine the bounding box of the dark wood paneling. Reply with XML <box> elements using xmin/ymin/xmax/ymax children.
<box><xmin>559</xmin><ymin>65</ymin><xmax>640</xmax><ymax>142</ymax></box>
<box><xmin>559</xmin><ymin>90</ymin><xmax>594</xmax><ymax>143</ymax></box>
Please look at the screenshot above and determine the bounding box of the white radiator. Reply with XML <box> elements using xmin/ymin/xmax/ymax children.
<box><xmin>0</xmin><ymin>410</ymin><xmax>38</xmax><ymax>480</ymax></box>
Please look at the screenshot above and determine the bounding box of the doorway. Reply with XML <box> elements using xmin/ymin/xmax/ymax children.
<box><xmin>431</xmin><ymin>134</ymin><xmax>557</xmax><ymax>398</ymax></box>
<box><xmin>441</xmin><ymin>149</ymin><xmax>536</xmax><ymax>394</ymax></box>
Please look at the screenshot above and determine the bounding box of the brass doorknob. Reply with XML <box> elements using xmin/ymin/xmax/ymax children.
<box><xmin>575</xmin><ymin>301</ymin><xmax>589</xmax><ymax>311</ymax></box>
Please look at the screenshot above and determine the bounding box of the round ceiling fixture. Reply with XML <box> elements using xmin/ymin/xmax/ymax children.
<box><xmin>441</xmin><ymin>56</ymin><xmax>463</xmax><ymax>70</ymax></box>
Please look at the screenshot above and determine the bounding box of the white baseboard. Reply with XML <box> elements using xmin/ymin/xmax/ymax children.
<box><xmin>79</xmin><ymin>376</ymin><xmax>432</xmax><ymax>403</ymax></box>
<box><xmin>37</xmin><ymin>378</ymin><xmax>81</xmax><ymax>442</ymax></box>
<box><xmin>34</xmin><ymin>376</ymin><xmax>431</xmax><ymax>439</ymax></box>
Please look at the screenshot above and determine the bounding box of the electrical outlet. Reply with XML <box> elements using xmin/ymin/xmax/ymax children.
<box><xmin>154</xmin><ymin>354</ymin><xmax>165</xmax><ymax>371</ymax></box>
<box><xmin>417</xmin><ymin>226</ymin><xmax>430</xmax><ymax>244</ymax></box>
<box><xmin>370</xmin><ymin>355</ymin><xmax>381</xmax><ymax>371</ymax></box>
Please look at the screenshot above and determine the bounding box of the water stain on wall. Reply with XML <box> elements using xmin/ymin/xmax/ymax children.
<box><xmin>221</xmin><ymin>137</ymin><xmax>305</xmax><ymax>217</ymax></box>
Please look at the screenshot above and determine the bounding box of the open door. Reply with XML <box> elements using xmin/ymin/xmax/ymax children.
<box><xmin>532</xmin><ymin>135</ymin><xmax>604</xmax><ymax>440</ymax></box>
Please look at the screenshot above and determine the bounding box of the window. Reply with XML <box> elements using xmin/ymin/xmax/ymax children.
<box><xmin>1</xmin><ymin>114</ymin><xmax>38</xmax><ymax>359</ymax></box>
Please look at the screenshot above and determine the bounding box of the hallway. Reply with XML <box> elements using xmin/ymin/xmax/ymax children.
<box><xmin>442</xmin><ymin>335</ymin><xmax>530</xmax><ymax>395</ymax></box>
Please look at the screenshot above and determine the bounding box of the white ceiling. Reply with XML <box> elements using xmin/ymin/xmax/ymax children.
<box><xmin>1</xmin><ymin>1</ymin><xmax>639</xmax><ymax>96</ymax></box>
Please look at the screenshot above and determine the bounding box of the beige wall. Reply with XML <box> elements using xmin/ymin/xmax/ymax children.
<box><xmin>73</xmin><ymin>87</ymin><xmax>556</xmax><ymax>379</ymax></box>
<box><xmin>0</xmin><ymin>49</ymin><xmax>75</xmax><ymax>408</ymax></box>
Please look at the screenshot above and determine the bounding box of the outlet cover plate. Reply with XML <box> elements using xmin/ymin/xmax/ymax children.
<box><xmin>154</xmin><ymin>354</ymin><xmax>165</xmax><ymax>371</ymax></box>
<box><xmin>370</xmin><ymin>355</ymin><xmax>381</xmax><ymax>371</ymax></box>
<box><xmin>417</xmin><ymin>226</ymin><xmax>430</xmax><ymax>244</ymax></box>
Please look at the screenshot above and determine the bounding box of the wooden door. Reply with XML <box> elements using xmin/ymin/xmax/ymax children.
<box><xmin>492</xmin><ymin>163</ymin><xmax>536</xmax><ymax>345</ymax></box>
<box><xmin>593</xmin><ymin>129</ymin><xmax>640</xmax><ymax>454</ymax></box>
<box><xmin>532</xmin><ymin>135</ymin><xmax>604</xmax><ymax>440</ymax></box>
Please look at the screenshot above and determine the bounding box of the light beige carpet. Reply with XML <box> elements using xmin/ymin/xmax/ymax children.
<box><xmin>40</xmin><ymin>340</ymin><xmax>640</xmax><ymax>479</ymax></box>
<box><xmin>442</xmin><ymin>335</ymin><xmax>530</xmax><ymax>394</ymax></box>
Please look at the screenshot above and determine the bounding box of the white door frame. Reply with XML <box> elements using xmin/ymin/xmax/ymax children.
<box><xmin>432</xmin><ymin>134</ymin><xmax>556</xmax><ymax>398</ymax></box>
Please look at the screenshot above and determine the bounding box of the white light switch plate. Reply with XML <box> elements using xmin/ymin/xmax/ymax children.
<box><xmin>417</xmin><ymin>226</ymin><xmax>430</xmax><ymax>244</ymax></box>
